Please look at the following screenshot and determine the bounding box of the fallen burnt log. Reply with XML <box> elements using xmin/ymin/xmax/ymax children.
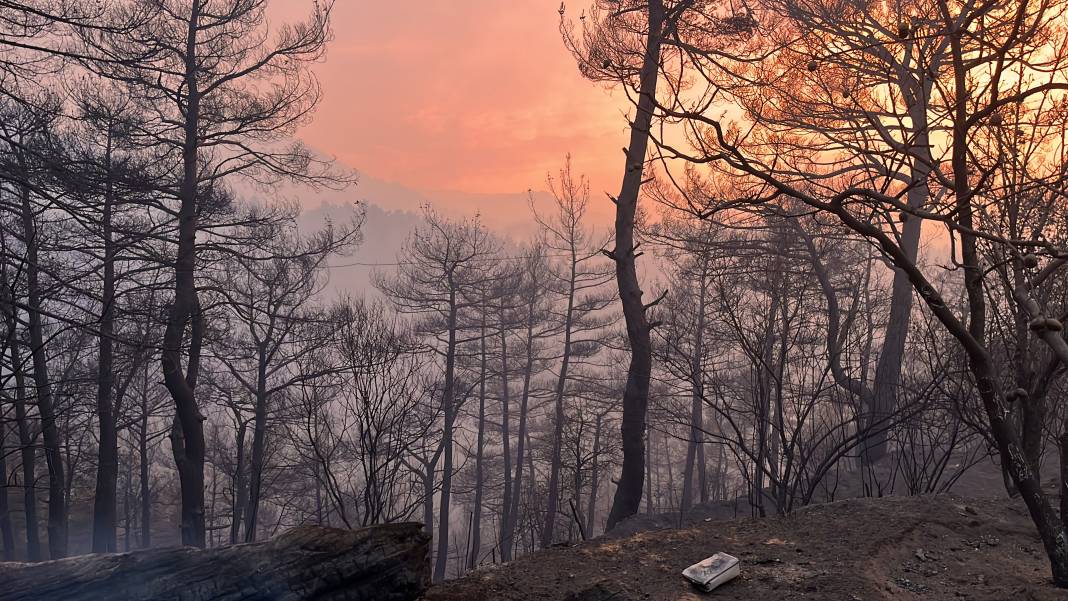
<box><xmin>0</xmin><ymin>522</ymin><xmax>429</xmax><ymax>601</ymax></box>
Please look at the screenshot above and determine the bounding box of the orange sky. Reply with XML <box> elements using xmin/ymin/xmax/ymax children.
<box><xmin>277</xmin><ymin>1</ymin><xmax>630</xmax><ymax>205</ymax></box>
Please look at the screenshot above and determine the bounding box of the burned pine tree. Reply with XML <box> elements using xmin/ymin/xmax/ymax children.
<box><xmin>78</xmin><ymin>0</ymin><xmax>344</xmax><ymax>547</ymax></box>
<box><xmin>375</xmin><ymin>208</ymin><xmax>504</xmax><ymax>582</ymax></box>
<box><xmin>534</xmin><ymin>157</ymin><xmax>614</xmax><ymax>547</ymax></box>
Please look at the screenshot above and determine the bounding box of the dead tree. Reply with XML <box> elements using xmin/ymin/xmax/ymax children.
<box><xmin>535</xmin><ymin>157</ymin><xmax>614</xmax><ymax>546</ymax></box>
<box><xmin>650</xmin><ymin>0</ymin><xmax>1068</xmax><ymax>585</ymax></box>
<box><xmin>375</xmin><ymin>207</ymin><xmax>502</xmax><ymax>582</ymax></box>
<box><xmin>561</xmin><ymin>0</ymin><xmax>685</xmax><ymax>531</ymax></box>
<box><xmin>0</xmin><ymin>102</ymin><xmax>68</xmax><ymax>559</ymax></box>
<box><xmin>79</xmin><ymin>0</ymin><xmax>343</xmax><ymax>547</ymax></box>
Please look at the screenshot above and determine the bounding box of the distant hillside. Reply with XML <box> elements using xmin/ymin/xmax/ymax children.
<box><xmin>290</xmin><ymin>171</ymin><xmax>554</xmax><ymax>231</ymax></box>
<box><xmin>297</xmin><ymin>201</ymin><xmax>421</xmax><ymax>296</ymax></box>
<box><xmin>289</xmin><ymin>171</ymin><xmax>571</xmax><ymax>296</ymax></box>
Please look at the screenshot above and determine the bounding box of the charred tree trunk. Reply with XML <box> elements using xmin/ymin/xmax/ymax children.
<box><xmin>950</xmin><ymin>77</ymin><xmax>1068</xmax><ymax>584</ymax></box>
<box><xmin>585</xmin><ymin>413</ymin><xmax>602</xmax><ymax>537</ymax></box>
<box><xmin>505</xmin><ymin>291</ymin><xmax>538</xmax><ymax>558</ymax></box>
<box><xmin>421</xmin><ymin>460</ymin><xmax>435</xmax><ymax>539</ymax></box>
<box><xmin>665</xmin><ymin>431</ymin><xmax>676</xmax><ymax>510</ymax></box>
<box><xmin>0</xmin><ymin>523</ymin><xmax>430</xmax><ymax>601</ymax></box>
<box><xmin>1</xmin><ymin>262</ymin><xmax>38</xmax><ymax>562</ymax></box>
<box><xmin>0</xmin><ymin>244</ymin><xmax>12</xmax><ymax>561</ymax></box>
<box><xmin>644</xmin><ymin>430</ymin><xmax>654</xmax><ymax>515</ymax></box>
<box><xmin>752</xmin><ymin>293</ymin><xmax>781</xmax><ymax>518</ymax></box>
<box><xmin>863</xmin><ymin>85</ymin><xmax>932</xmax><ymax>464</ymax></box>
<box><xmin>18</xmin><ymin>170</ymin><xmax>66</xmax><ymax>560</ymax></box>
<box><xmin>542</xmin><ymin>249</ymin><xmax>578</xmax><ymax>548</ymax></box>
<box><xmin>571</xmin><ymin>443</ymin><xmax>584</xmax><ymax>542</ymax></box>
<box><xmin>244</xmin><ymin>346</ymin><xmax>269</xmax><ymax>543</ymax></box>
<box><xmin>231</xmin><ymin>419</ymin><xmax>248</xmax><ymax>545</ymax></box>
<box><xmin>10</xmin><ymin>340</ymin><xmax>40</xmax><ymax>562</ymax></box>
<box><xmin>122</xmin><ymin>455</ymin><xmax>132</xmax><ymax>552</ymax></box>
<box><xmin>163</xmin><ymin>2</ymin><xmax>206</xmax><ymax>548</ymax></box>
<box><xmin>680</xmin><ymin>263</ymin><xmax>708</xmax><ymax>515</ymax></box>
<box><xmin>497</xmin><ymin>312</ymin><xmax>514</xmax><ymax>562</ymax></box>
<box><xmin>92</xmin><ymin>131</ymin><xmax>118</xmax><ymax>553</ymax></box>
<box><xmin>467</xmin><ymin>308</ymin><xmax>487</xmax><ymax>569</ymax></box>
<box><xmin>604</xmin><ymin>0</ymin><xmax>664</xmax><ymax>532</ymax></box>
<box><xmin>0</xmin><ymin>423</ymin><xmax>13</xmax><ymax>561</ymax></box>
<box><xmin>0</xmin><ymin>271</ymin><xmax>21</xmax><ymax>561</ymax></box>
<box><xmin>137</xmin><ymin>367</ymin><xmax>151</xmax><ymax>550</ymax></box>
<box><xmin>432</xmin><ymin>300</ymin><xmax>458</xmax><ymax>583</ymax></box>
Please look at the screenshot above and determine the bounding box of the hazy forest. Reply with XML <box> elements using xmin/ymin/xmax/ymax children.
<box><xmin>4</xmin><ymin>0</ymin><xmax>1068</xmax><ymax>599</ymax></box>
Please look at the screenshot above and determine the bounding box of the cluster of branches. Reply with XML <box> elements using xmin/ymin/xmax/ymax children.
<box><xmin>560</xmin><ymin>0</ymin><xmax>1068</xmax><ymax>590</ymax></box>
<box><xmin>374</xmin><ymin>158</ymin><xmax>621</xmax><ymax>581</ymax></box>
<box><xmin>0</xmin><ymin>3</ymin><xmax>626</xmax><ymax>585</ymax></box>
<box><xmin>0</xmin><ymin>0</ymin><xmax>366</xmax><ymax>559</ymax></box>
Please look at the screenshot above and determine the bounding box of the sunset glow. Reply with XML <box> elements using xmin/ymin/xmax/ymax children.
<box><xmin>284</xmin><ymin>2</ymin><xmax>629</xmax><ymax>202</ymax></box>
<box><xmin>9</xmin><ymin>1</ymin><xmax>1068</xmax><ymax>596</ymax></box>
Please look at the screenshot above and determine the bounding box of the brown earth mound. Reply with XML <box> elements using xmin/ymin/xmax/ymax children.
<box><xmin>423</xmin><ymin>495</ymin><xmax>1064</xmax><ymax>601</ymax></box>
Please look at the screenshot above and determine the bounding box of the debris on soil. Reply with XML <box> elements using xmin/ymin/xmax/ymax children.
<box><xmin>681</xmin><ymin>552</ymin><xmax>740</xmax><ymax>592</ymax></box>
<box><xmin>422</xmin><ymin>495</ymin><xmax>1066</xmax><ymax>601</ymax></box>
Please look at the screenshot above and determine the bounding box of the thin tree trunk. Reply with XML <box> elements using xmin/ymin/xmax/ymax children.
<box><xmin>0</xmin><ymin>420</ymin><xmax>14</xmax><ymax>560</ymax></box>
<box><xmin>649</xmin><ymin>433</ymin><xmax>657</xmax><ymax>512</ymax></box>
<box><xmin>244</xmin><ymin>348</ymin><xmax>269</xmax><ymax>543</ymax></box>
<box><xmin>62</xmin><ymin>416</ymin><xmax>73</xmax><ymax>542</ymax></box>
<box><xmin>138</xmin><ymin>365</ymin><xmax>151</xmax><ymax>550</ymax></box>
<box><xmin>525</xmin><ymin>431</ymin><xmax>536</xmax><ymax>552</ymax></box>
<box><xmin>505</xmin><ymin>292</ymin><xmax>537</xmax><ymax>556</ymax></box>
<box><xmin>604</xmin><ymin>0</ymin><xmax>664</xmax><ymax>531</ymax></box>
<box><xmin>771</xmin><ymin>290</ymin><xmax>789</xmax><ymax>511</ymax></box>
<box><xmin>542</xmin><ymin>251</ymin><xmax>578</xmax><ymax>548</ymax></box>
<box><xmin>19</xmin><ymin>170</ymin><xmax>67</xmax><ymax>560</ymax></box>
<box><xmin>753</xmin><ymin>295</ymin><xmax>779</xmax><ymax>518</ymax></box>
<box><xmin>585</xmin><ymin>414</ymin><xmax>602</xmax><ymax>537</ymax></box>
<box><xmin>644</xmin><ymin>430</ymin><xmax>653</xmax><ymax>515</ymax></box>
<box><xmin>123</xmin><ymin>455</ymin><xmax>132</xmax><ymax>552</ymax></box>
<box><xmin>11</xmin><ymin>340</ymin><xmax>40</xmax><ymax>561</ymax></box>
<box><xmin>92</xmin><ymin>130</ymin><xmax>118</xmax><ymax>553</ymax></box>
<box><xmin>497</xmin><ymin>313</ymin><xmax>514</xmax><ymax>562</ymax></box>
<box><xmin>681</xmin><ymin>265</ymin><xmax>708</xmax><ymax>514</ymax></box>
<box><xmin>432</xmin><ymin>301</ymin><xmax>458</xmax><ymax>583</ymax></box>
<box><xmin>313</xmin><ymin>462</ymin><xmax>323</xmax><ymax>525</ymax></box>
<box><xmin>570</xmin><ymin>442</ymin><xmax>583</xmax><ymax>542</ymax></box>
<box><xmin>467</xmin><ymin>309</ymin><xmax>487</xmax><ymax>569</ymax></box>
<box><xmin>422</xmin><ymin>462</ymin><xmax>435</xmax><ymax>539</ymax></box>
<box><xmin>209</xmin><ymin>458</ymin><xmax>219</xmax><ymax>547</ymax></box>
<box><xmin>0</xmin><ymin>253</ymin><xmax>12</xmax><ymax>561</ymax></box>
<box><xmin>231</xmin><ymin>420</ymin><xmax>247</xmax><ymax>545</ymax></box>
<box><xmin>664</xmin><ymin>430</ymin><xmax>675</xmax><ymax>511</ymax></box>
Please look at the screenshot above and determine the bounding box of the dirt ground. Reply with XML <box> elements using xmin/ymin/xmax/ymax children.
<box><xmin>423</xmin><ymin>495</ymin><xmax>1067</xmax><ymax>601</ymax></box>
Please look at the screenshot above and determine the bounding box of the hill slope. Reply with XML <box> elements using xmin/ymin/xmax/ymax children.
<box><xmin>424</xmin><ymin>495</ymin><xmax>1061</xmax><ymax>601</ymax></box>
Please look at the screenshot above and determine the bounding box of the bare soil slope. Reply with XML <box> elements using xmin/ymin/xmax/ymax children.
<box><xmin>424</xmin><ymin>495</ymin><xmax>1064</xmax><ymax>601</ymax></box>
